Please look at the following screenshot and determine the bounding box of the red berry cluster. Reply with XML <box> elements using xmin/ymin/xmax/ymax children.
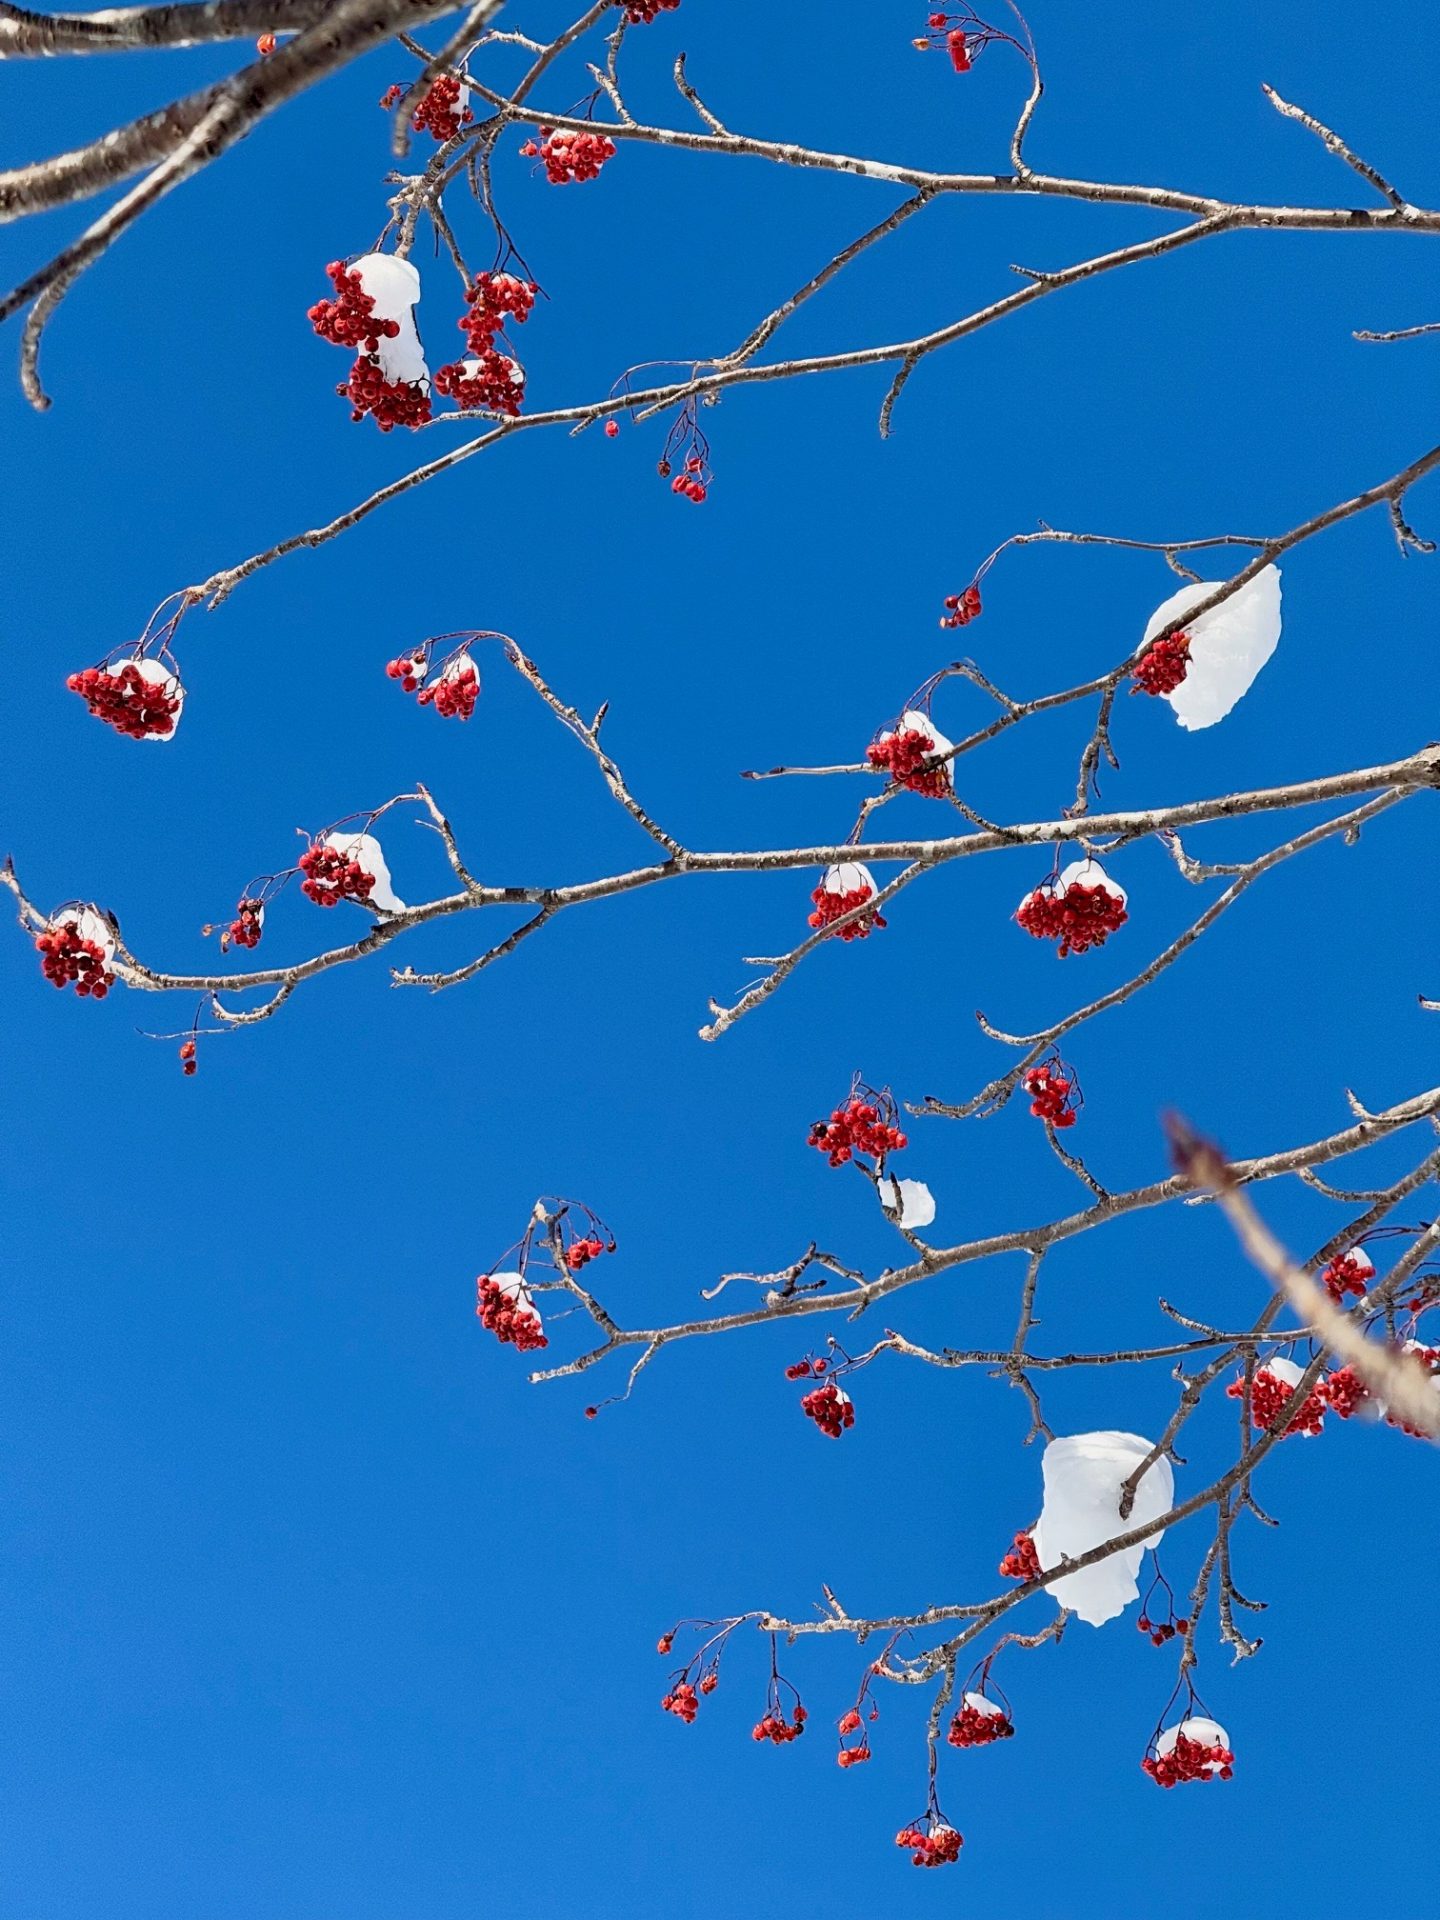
<box><xmin>624</xmin><ymin>0</ymin><xmax>680</xmax><ymax>21</ymax></box>
<box><xmin>418</xmin><ymin>658</ymin><xmax>480</xmax><ymax>718</ymax></box>
<box><xmin>808</xmin><ymin>1095</ymin><xmax>907</xmax><ymax>1167</ymax></box>
<box><xmin>520</xmin><ymin>126</ymin><xmax>616</xmax><ymax>183</ymax></box>
<box><xmin>1131</xmin><ymin>630</ymin><xmax>1191</xmax><ymax>696</ymax></box>
<box><xmin>475</xmin><ymin>1275</ymin><xmax>548</xmax><ymax>1351</ymax></box>
<box><xmin>1024</xmin><ymin>1061</ymin><xmax>1078</xmax><ymax>1128</ymax></box>
<box><xmin>801</xmin><ymin>1380</ymin><xmax>855</xmax><ymax>1438</ymax></box>
<box><xmin>998</xmin><ymin>1529</ymin><xmax>1040</xmax><ymax>1580</ymax></box>
<box><xmin>35</xmin><ymin>919</ymin><xmax>114</xmax><ymax>997</ymax></box>
<box><xmin>939</xmin><ymin>583</ymin><xmax>982</xmax><ymax>628</ymax></box>
<box><xmin>338</xmin><ymin>355</ymin><xmax>432</xmax><ymax>430</ymax></box>
<box><xmin>66</xmin><ymin>661</ymin><xmax>181</xmax><ymax>739</ymax></box>
<box><xmin>1016</xmin><ymin>879</ymin><xmax>1128</xmax><ymax>957</ymax></box>
<box><xmin>308</xmin><ymin>261</ymin><xmax>400</xmax><ymax>353</ymax></box>
<box><xmin>1143</xmin><ymin>1733</ymin><xmax>1234</xmax><ymax>1788</ymax></box>
<box><xmin>661</xmin><ymin>1680</ymin><xmax>699</xmax><ymax>1723</ymax></box>
<box><xmin>385</xmin><ymin>653</ymin><xmax>426</xmax><ymax>693</ymax></box>
<box><xmin>867</xmin><ymin>725</ymin><xmax>950</xmax><ymax>797</ymax></box>
<box><xmin>1136</xmin><ymin>1611</ymin><xmax>1190</xmax><ymax>1649</ymax></box>
<box><xmin>948</xmin><ymin>1700</ymin><xmax>1014</xmax><ymax>1748</ymax></box>
<box><xmin>836</xmin><ymin>1707</ymin><xmax>872</xmax><ymax>1767</ymax></box>
<box><xmin>459</xmin><ymin>270</ymin><xmax>536</xmax><ymax>353</ymax></box>
<box><xmin>179</xmin><ymin>1039</ymin><xmax>198</xmax><ymax>1077</ymax></box>
<box><xmin>895</xmin><ymin>1821</ymin><xmax>963</xmax><ymax>1868</ymax></box>
<box><xmin>566</xmin><ymin>1235</ymin><xmax>607</xmax><ymax>1271</ymax></box>
<box><xmin>410</xmin><ymin>73</ymin><xmax>473</xmax><ymax>142</ymax></box>
<box><xmin>299</xmin><ymin>845</ymin><xmax>377</xmax><ymax>908</ymax></box>
<box><xmin>808</xmin><ymin>880</ymin><xmax>885</xmax><ymax>941</ymax></box>
<box><xmin>1226</xmin><ymin>1364</ymin><xmax>1327</xmax><ymax>1437</ymax></box>
<box><xmin>667</xmin><ymin>453</ymin><xmax>708</xmax><ymax>503</ymax></box>
<box><xmin>222</xmin><ymin>900</ymin><xmax>264</xmax><ymax>952</ymax></box>
<box><xmin>784</xmin><ymin>1355</ymin><xmax>829</xmax><ymax>1381</ymax></box>
<box><xmin>1323</xmin><ymin>1364</ymin><xmax>1368</xmax><ymax>1420</ymax></box>
<box><xmin>433</xmin><ymin>352</ymin><xmax>525</xmax><ymax>415</ymax></box>
<box><xmin>752</xmin><ymin>1704</ymin><xmax>806</xmax><ymax>1744</ymax></box>
<box><xmin>1323</xmin><ymin>1249</ymin><xmax>1375</xmax><ymax>1303</ymax></box>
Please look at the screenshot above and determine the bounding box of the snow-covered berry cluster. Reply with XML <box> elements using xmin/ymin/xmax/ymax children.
<box><xmin>379</xmin><ymin>73</ymin><xmax>472</xmax><ymax>141</ymax></box>
<box><xmin>998</xmin><ymin>1529</ymin><xmax>1040</xmax><ymax>1580</ymax></box>
<box><xmin>1227</xmin><ymin>1356</ymin><xmax>1326</xmax><ymax>1437</ymax></box>
<box><xmin>475</xmin><ymin>1272</ymin><xmax>548</xmax><ymax>1351</ymax></box>
<box><xmin>35</xmin><ymin>907</ymin><xmax>116</xmax><ymax>998</ymax></box>
<box><xmin>310</xmin><ymin>254</ymin><xmax>430</xmax><ymax>430</ymax></box>
<box><xmin>867</xmin><ymin>710</ymin><xmax>954</xmax><ymax>797</ymax></box>
<box><xmin>895</xmin><ymin>1817</ymin><xmax>963</xmax><ymax>1868</ymax></box>
<box><xmin>433</xmin><ymin>352</ymin><xmax>526</xmax><ymax>415</ymax></box>
<box><xmin>299</xmin><ymin>844</ymin><xmax>377</xmax><ymax>908</ymax></box>
<box><xmin>386</xmin><ymin>640</ymin><xmax>482</xmax><ymax>719</ymax></box>
<box><xmin>1017</xmin><ymin>859</ymin><xmax>1128</xmax><ymax>957</ymax></box>
<box><xmin>1144</xmin><ymin>1718</ymin><xmax>1234</xmax><ymax>1788</ymax></box>
<box><xmin>948</xmin><ymin>1692</ymin><xmax>1013</xmax><ymax>1748</ymax></box>
<box><xmin>1322</xmin><ymin>1247</ymin><xmax>1375</xmax><ymax>1303</ymax></box>
<box><xmin>67</xmin><ymin>656</ymin><xmax>185</xmax><ymax>740</ymax></box>
<box><xmin>808</xmin><ymin>1090</ymin><xmax>907</xmax><ymax>1166</ymax></box>
<box><xmin>939</xmin><ymin>582</ymin><xmax>982</xmax><ymax>628</ymax></box>
<box><xmin>801</xmin><ymin>1380</ymin><xmax>855</xmax><ymax>1437</ymax></box>
<box><xmin>1131</xmin><ymin>629</ymin><xmax>1191</xmax><ymax>696</ymax></box>
<box><xmin>1024</xmin><ymin>1058</ymin><xmax>1079</xmax><ymax>1127</ymax></box>
<box><xmin>520</xmin><ymin>125</ymin><xmax>616</xmax><ymax>183</ymax></box>
<box><xmin>809</xmin><ymin>862</ymin><xmax>886</xmax><ymax>940</ymax></box>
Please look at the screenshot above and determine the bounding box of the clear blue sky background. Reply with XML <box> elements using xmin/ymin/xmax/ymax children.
<box><xmin>2</xmin><ymin>5</ymin><xmax>1438</xmax><ymax>1915</ymax></box>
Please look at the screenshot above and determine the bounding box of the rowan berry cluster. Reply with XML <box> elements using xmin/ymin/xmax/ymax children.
<box><xmin>807</xmin><ymin>1093</ymin><xmax>907</xmax><ymax>1166</ymax></box>
<box><xmin>867</xmin><ymin>725</ymin><xmax>950</xmax><ymax>796</ymax></box>
<box><xmin>433</xmin><ymin>352</ymin><xmax>525</xmax><ymax>415</ymax></box>
<box><xmin>1323</xmin><ymin>1248</ymin><xmax>1375</xmax><ymax>1302</ymax></box>
<box><xmin>1143</xmin><ymin>1732</ymin><xmax>1234</xmax><ymax>1788</ymax></box>
<box><xmin>939</xmin><ymin>582</ymin><xmax>982</xmax><ymax>628</ymax></box>
<box><xmin>66</xmin><ymin>659</ymin><xmax>183</xmax><ymax>740</ymax></box>
<box><xmin>307</xmin><ymin>260</ymin><xmax>398</xmax><ymax>353</ymax></box>
<box><xmin>1135</xmin><ymin>1611</ymin><xmax>1190</xmax><ymax>1648</ymax></box>
<box><xmin>1024</xmin><ymin>1060</ymin><xmax>1079</xmax><ymax>1127</ymax></box>
<box><xmin>1322</xmin><ymin>1365</ymin><xmax>1368</xmax><ymax>1420</ymax></box>
<box><xmin>661</xmin><ymin>1680</ymin><xmax>699</xmax><ymax>1723</ymax></box>
<box><xmin>218</xmin><ymin>899</ymin><xmax>264</xmax><ymax>952</ymax></box>
<box><xmin>35</xmin><ymin>918</ymin><xmax>115</xmax><ymax>997</ymax></box>
<box><xmin>299</xmin><ymin>845</ymin><xmax>377</xmax><ymax>908</ymax></box>
<box><xmin>338</xmin><ymin>356</ymin><xmax>432</xmax><ymax>430</ymax></box>
<box><xmin>835</xmin><ymin>1706</ymin><xmax>873</xmax><ymax>1767</ymax></box>
<box><xmin>752</xmin><ymin>1704</ymin><xmax>806</xmax><ymax>1744</ymax></box>
<box><xmin>623</xmin><ymin>0</ymin><xmax>680</xmax><ymax>21</ymax></box>
<box><xmin>1131</xmin><ymin>630</ymin><xmax>1191</xmax><ymax>696</ymax></box>
<box><xmin>475</xmin><ymin>1275</ymin><xmax>548</xmax><ymax>1351</ymax></box>
<box><xmin>566</xmin><ymin>1235</ymin><xmax>607</xmax><ymax>1271</ymax></box>
<box><xmin>419</xmin><ymin>656</ymin><xmax>480</xmax><ymax>718</ymax></box>
<box><xmin>998</xmin><ymin>1529</ymin><xmax>1040</xmax><ymax>1580</ymax></box>
<box><xmin>913</xmin><ymin>6</ymin><xmax>1019</xmax><ymax>72</ymax></box>
<box><xmin>520</xmin><ymin>126</ymin><xmax>616</xmax><ymax>182</ymax></box>
<box><xmin>1227</xmin><ymin>1361</ymin><xmax>1327</xmax><ymax>1437</ymax></box>
<box><xmin>179</xmin><ymin>1039</ymin><xmax>198</xmax><ymax>1077</ymax></box>
<box><xmin>801</xmin><ymin>1380</ymin><xmax>855</xmax><ymax>1437</ymax></box>
<box><xmin>379</xmin><ymin>73</ymin><xmax>472</xmax><ymax>141</ymax></box>
<box><xmin>459</xmin><ymin>269</ymin><xmax>536</xmax><ymax>351</ymax></box>
<box><xmin>385</xmin><ymin>653</ymin><xmax>426</xmax><ymax>693</ymax></box>
<box><xmin>947</xmin><ymin>1697</ymin><xmax>1014</xmax><ymax>1747</ymax></box>
<box><xmin>808</xmin><ymin>866</ymin><xmax>886</xmax><ymax>940</ymax></box>
<box><xmin>895</xmin><ymin>1820</ymin><xmax>963</xmax><ymax>1868</ymax></box>
<box><xmin>1016</xmin><ymin>868</ymin><xmax>1128</xmax><ymax>956</ymax></box>
<box><xmin>784</xmin><ymin>1355</ymin><xmax>829</xmax><ymax>1381</ymax></box>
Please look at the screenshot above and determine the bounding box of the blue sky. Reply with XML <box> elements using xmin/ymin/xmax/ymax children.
<box><xmin>2</xmin><ymin>4</ymin><xmax>1438</xmax><ymax>1915</ymax></box>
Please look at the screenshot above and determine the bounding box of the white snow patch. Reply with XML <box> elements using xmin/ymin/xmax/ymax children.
<box><xmin>961</xmin><ymin>1690</ymin><xmax>1005</xmax><ymax>1718</ymax></box>
<box><xmin>1156</xmin><ymin>1716</ymin><xmax>1229</xmax><ymax>1764</ymax></box>
<box><xmin>1143</xmin><ymin>565</ymin><xmax>1282</xmax><ymax>731</ymax></box>
<box><xmin>352</xmin><ymin>252</ymin><xmax>428</xmax><ymax>388</ymax></box>
<box><xmin>1030</xmin><ymin>1431</ymin><xmax>1173</xmax><ymax>1626</ymax></box>
<box><xmin>879</xmin><ymin>1176</ymin><xmax>936</xmax><ymax>1230</ymax></box>
<box><xmin>822</xmin><ymin>861</ymin><xmax>878</xmax><ymax>898</ymax></box>
<box><xmin>1057</xmin><ymin>857</ymin><xmax>1126</xmax><ymax>906</ymax></box>
<box><xmin>1258</xmin><ymin>1355</ymin><xmax>1305</xmax><ymax>1390</ymax></box>
<box><xmin>127</xmin><ymin>654</ymin><xmax>185</xmax><ymax>740</ymax></box>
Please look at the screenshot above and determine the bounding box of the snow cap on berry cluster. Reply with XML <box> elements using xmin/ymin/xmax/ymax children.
<box><xmin>317</xmin><ymin>830</ymin><xmax>406</xmax><ymax>914</ymax></box>
<box><xmin>53</xmin><ymin>905</ymin><xmax>117</xmax><ymax>965</ymax></box>
<box><xmin>1030</xmin><ymin>1431</ymin><xmax>1173</xmax><ymax>1626</ymax></box>
<box><xmin>822</xmin><ymin>861</ymin><xmax>877</xmax><ymax>899</ymax></box>
<box><xmin>1057</xmin><ymin>857</ymin><xmax>1126</xmax><ymax>906</ymax></box>
<box><xmin>878</xmin><ymin>1176</ymin><xmax>936</xmax><ymax>1229</ymax></box>
<box><xmin>351</xmin><ymin>252</ymin><xmax>428</xmax><ymax>388</ymax></box>
<box><xmin>1141</xmin><ymin>565</ymin><xmax>1282</xmax><ymax>731</ymax></box>
<box><xmin>878</xmin><ymin>708</ymin><xmax>955</xmax><ymax>763</ymax></box>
